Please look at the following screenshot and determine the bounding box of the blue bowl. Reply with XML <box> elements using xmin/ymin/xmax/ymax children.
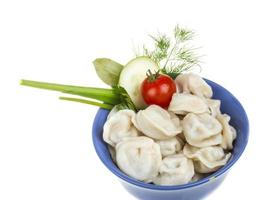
<box><xmin>92</xmin><ymin>79</ymin><xmax>249</xmax><ymax>200</ymax></box>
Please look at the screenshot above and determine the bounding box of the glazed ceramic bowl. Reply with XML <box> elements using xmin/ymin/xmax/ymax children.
<box><xmin>92</xmin><ymin>79</ymin><xmax>249</xmax><ymax>200</ymax></box>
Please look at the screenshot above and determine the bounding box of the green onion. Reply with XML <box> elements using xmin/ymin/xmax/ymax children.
<box><xmin>20</xmin><ymin>79</ymin><xmax>121</xmax><ymax>105</ymax></box>
<box><xmin>59</xmin><ymin>96</ymin><xmax>113</xmax><ymax>109</ymax></box>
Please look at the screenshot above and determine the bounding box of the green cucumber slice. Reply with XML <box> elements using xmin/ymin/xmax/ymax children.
<box><xmin>118</xmin><ymin>57</ymin><xmax>159</xmax><ymax>109</ymax></box>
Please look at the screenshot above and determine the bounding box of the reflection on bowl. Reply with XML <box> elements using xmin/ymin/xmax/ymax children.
<box><xmin>92</xmin><ymin>79</ymin><xmax>249</xmax><ymax>200</ymax></box>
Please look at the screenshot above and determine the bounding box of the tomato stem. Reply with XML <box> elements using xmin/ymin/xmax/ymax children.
<box><xmin>146</xmin><ymin>69</ymin><xmax>160</xmax><ymax>82</ymax></box>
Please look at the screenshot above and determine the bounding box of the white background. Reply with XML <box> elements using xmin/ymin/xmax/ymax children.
<box><xmin>0</xmin><ymin>0</ymin><xmax>267</xmax><ymax>199</ymax></box>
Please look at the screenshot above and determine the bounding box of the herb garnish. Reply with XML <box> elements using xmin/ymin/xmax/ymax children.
<box><xmin>141</xmin><ymin>25</ymin><xmax>201</xmax><ymax>79</ymax></box>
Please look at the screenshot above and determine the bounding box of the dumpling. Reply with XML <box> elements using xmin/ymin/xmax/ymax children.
<box><xmin>183</xmin><ymin>144</ymin><xmax>231</xmax><ymax>173</ymax></box>
<box><xmin>191</xmin><ymin>173</ymin><xmax>206</xmax><ymax>182</ymax></box>
<box><xmin>103</xmin><ymin>110</ymin><xmax>139</xmax><ymax>147</ymax></box>
<box><xmin>153</xmin><ymin>153</ymin><xmax>194</xmax><ymax>186</ymax></box>
<box><xmin>175</xmin><ymin>73</ymin><xmax>213</xmax><ymax>98</ymax></box>
<box><xmin>107</xmin><ymin>106</ymin><xmax>119</xmax><ymax>120</ymax></box>
<box><xmin>182</xmin><ymin>113</ymin><xmax>223</xmax><ymax>147</ymax></box>
<box><xmin>217</xmin><ymin>114</ymin><xmax>237</xmax><ymax>150</ymax></box>
<box><xmin>108</xmin><ymin>145</ymin><xmax>116</xmax><ymax>163</ymax></box>
<box><xmin>177</xmin><ymin>132</ymin><xmax>187</xmax><ymax>143</ymax></box>
<box><xmin>168</xmin><ymin>93</ymin><xmax>209</xmax><ymax>115</ymax></box>
<box><xmin>206</xmin><ymin>99</ymin><xmax>221</xmax><ymax>117</ymax></box>
<box><xmin>116</xmin><ymin>136</ymin><xmax>162</xmax><ymax>182</ymax></box>
<box><xmin>132</xmin><ymin>105</ymin><xmax>182</xmax><ymax>140</ymax></box>
<box><xmin>156</xmin><ymin>137</ymin><xmax>184</xmax><ymax>157</ymax></box>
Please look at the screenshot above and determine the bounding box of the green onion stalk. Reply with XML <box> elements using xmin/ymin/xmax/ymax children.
<box><xmin>20</xmin><ymin>80</ymin><xmax>125</xmax><ymax>110</ymax></box>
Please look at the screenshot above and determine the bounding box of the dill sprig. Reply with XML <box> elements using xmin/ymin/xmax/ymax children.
<box><xmin>143</xmin><ymin>34</ymin><xmax>170</xmax><ymax>63</ymax></box>
<box><xmin>142</xmin><ymin>25</ymin><xmax>201</xmax><ymax>79</ymax></box>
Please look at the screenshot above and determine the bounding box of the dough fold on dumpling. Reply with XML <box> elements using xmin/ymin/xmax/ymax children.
<box><xmin>153</xmin><ymin>153</ymin><xmax>194</xmax><ymax>186</ymax></box>
<box><xmin>217</xmin><ymin>114</ymin><xmax>237</xmax><ymax>150</ymax></box>
<box><xmin>183</xmin><ymin>144</ymin><xmax>231</xmax><ymax>173</ymax></box>
<box><xmin>168</xmin><ymin>93</ymin><xmax>209</xmax><ymax>115</ymax></box>
<box><xmin>132</xmin><ymin>105</ymin><xmax>182</xmax><ymax>140</ymax></box>
<box><xmin>191</xmin><ymin>173</ymin><xmax>206</xmax><ymax>182</ymax></box>
<box><xmin>103</xmin><ymin>110</ymin><xmax>139</xmax><ymax>146</ymax></box>
<box><xmin>116</xmin><ymin>136</ymin><xmax>162</xmax><ymax>182</ymax></box>
<box><xmin>175</xmin><ymin>73</ymin><xmax>213</xmax><ymax>98</ymax></box>
<box><xmin>205</xmin><ymin>99</ymin><xmax>221</xmax><ymax>117</ymax></box>
<box><xmin>156</xmin><ymin>137</ymin><xmax>184</xmax><ymax>157</ymax></box>
<box><xmin>108</xmin><ymin>145</ymin><xmax>116</xmax><ymax>163</ymax></box>
<box><xmin>182</xmin><ymin>113</ymin><xmax>223</xmax><ymax>147</ymax></box>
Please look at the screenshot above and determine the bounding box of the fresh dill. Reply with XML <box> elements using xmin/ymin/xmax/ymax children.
<box><xmin>141</xmin><ymin>25</ymin><xmax>201</xmax><ymax>79</ymax></box>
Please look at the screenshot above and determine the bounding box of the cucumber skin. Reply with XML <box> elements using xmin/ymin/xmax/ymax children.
<box><xmin>118</xmin><ymin>57</ymin><xmax>159</xmax><ymax>109</ymax></box>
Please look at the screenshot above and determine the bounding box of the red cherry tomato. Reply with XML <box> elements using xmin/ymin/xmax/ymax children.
<box><xmin>141</xmin><ymin>72</ymin><xmax>176</xmax><ymax>108</ymax></box>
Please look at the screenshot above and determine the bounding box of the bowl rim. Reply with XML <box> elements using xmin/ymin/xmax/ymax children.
<box><xmin>92</xmin><ymin>79</ymin><xmax>249</xmax><ymax>191</ymax></box>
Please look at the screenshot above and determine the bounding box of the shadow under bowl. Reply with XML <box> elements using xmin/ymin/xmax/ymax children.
<box><xmin>92</xmin><ymin>79</ymin><xmax>249</xmax><ymax>200</ymax></box>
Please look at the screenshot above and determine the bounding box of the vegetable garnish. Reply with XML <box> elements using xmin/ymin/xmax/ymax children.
<box><xmin>141</xmin><ymin>25</ymin><xmax>201</xmax><ymax>79</ymax></box>
<box><xmin>20</xmin><ymin>25</ymin><xmax>200</xmax><ymax>111</ymax></box>
<box><xmin>118</xmin><ymin>56</ymin><xmax>159</xmax><ymax>109</ymax></box>
<box><xmin>93</xmin><ymin>58</ymin><xmax>124</xmax><ymax>86</ymax></box>
<box><xmin>20</xmin><ymin>80</ymin><xmax>135</xmax><ymax>111</ymax></box>
<box><xmin>141</xmin><ymin>70</ymin><xmax>176</xmax><ymax>108</ymax></box>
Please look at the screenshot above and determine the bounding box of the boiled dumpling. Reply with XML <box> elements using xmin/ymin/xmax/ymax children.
<box><xmin>182</xmin><ymin>113</ymin><xmax>223</xmax><ymax>147</ymax></box>
<box><xmin>206</xmin><ymin>99</ymin><xmax>221</xmax><ymax>117</ymax></box>
<box><xmin>107</xmin><ymin>106</ymin><xmax>119</xmax><ymax>120</ymax></box>
<box><xmin>177</xmin><ymin>132</ymin><xmax>186</xmax><ymax>143</ymax></box>
<box><xmin>183</xmin><ymin>144</ymin><xmax>231</xmax><ymax>173</ymax></box>
<box><xmin>156</xmin><ymin>137</ymin><xmax>184</xmax><ymax>157</ymax></box>
<box><xmin>103</xmin><ymin>110</ymin><xmax>139</xmax><ymax>146</ymax></box>
<box><xmin>217</xmin><ymin>114</ymin><xmax>237</xmax><ymax>150</ymax></box>
<box><xmin>108</xmin><ymin>145</ymin><xmax>116</xmax><ymax>163</ymax></box>
<box><xmin>153</xmin><ymin>153</ymin><xmax>194</xmax><ymax>186</ymax></box>
<box><xmin>132</xmin><ymin>105</ymin><xmax>182</xmax><ymax>140</ymax></box>
<box><xmin>175</xmin><ymin>73</ymin><xmax>213</xmax><ymax>98</ymax></box>
<box><xmin>191</xmin><ymin>173</ymin><xmax>206</xmax><ymax>182</ymax></box>
<box><xmin>116</xmin><ymin>136</ymin><xmax>162</xmax><ymax>182</ymax></box>
<box><xmin>168</xmin><ymin>93</ymin><xmax>209</xmax><ymax>115</ymax></box>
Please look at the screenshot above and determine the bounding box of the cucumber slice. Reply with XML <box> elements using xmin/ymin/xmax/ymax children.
<box><xmin>119</xmin><ymin>57</ymin><xmax>159</xmax><ymax>109</ymax></box>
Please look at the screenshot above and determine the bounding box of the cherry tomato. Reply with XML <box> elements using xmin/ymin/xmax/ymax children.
<box><xmin>141</xmin><ymin>71</ymin><xmax>176</xmax><ymax>108</ymax></box>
